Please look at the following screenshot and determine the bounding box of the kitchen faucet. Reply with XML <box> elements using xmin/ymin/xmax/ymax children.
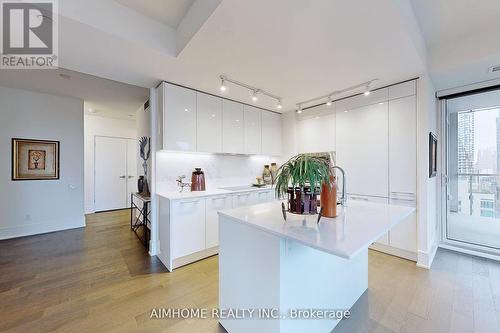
<box><xmin>331</xmin><ymin>165</ymin><xmax>347</xmax><ymax>206</ymax></box>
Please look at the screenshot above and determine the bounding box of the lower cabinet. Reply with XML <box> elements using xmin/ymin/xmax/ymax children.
<box><xmin>159</xmin><ymin>189</ymin><xmax>276</xmax><ymax>271</ymax></box>
<box><xmin>349</xmin><ymin>194</ymin><xmax>417</xmax><ymax>261</ymax></box>
<box><xmin>233</xmin><ymin>192</ymin><xmax>256</xmax><ymax>207</ymax></box>
<box><xmin>206</xmin><ymin>195</ymin><xmax>232</xmax><ymax>249</ymax></box>
<box><xmin>171</xmin><ymin>198</ymin><xmax>206</xmax><ymax>258</ymax></box>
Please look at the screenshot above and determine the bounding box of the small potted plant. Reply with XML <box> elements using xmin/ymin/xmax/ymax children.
<box><xmin>275</xmin><ymin>154</ymin><xmax>333</xmax><ymax>215</ymax></box>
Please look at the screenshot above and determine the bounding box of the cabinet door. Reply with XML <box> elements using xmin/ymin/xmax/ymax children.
<box><xmin>172</xmin><ymin>199</ymin><xmax>206</xmax><ymax>258</ymax></box>
<box><xmin>336</xmin><ymin>103</ymin><xmax>388</xmax><ymax>197</ymax></box>
<box><xmin>253</xmin><ymin>190</ymin><xmax>272</xmax><ymax>203</ymax></box>
<box><xmin>222</xmin><ymin>100</ymin><xmax>245</xmax><ymax>153</ymax></box>
<box><xmin>389</xmin><ymin>199</ymin><xmax>417</xmax><ymax>253</ymax></box>
<box><xmin>206</xmin><ymin>195</ymin><xmax>232</xmax><ymax>248</ymax></box>
<box><xmin>388</xmin><ymin>80</ymin><xmax>416</xmax><ymax>100</ymax></box>
<box><xmin>244</xmin><ymin>105</ymin><xmax>262</xmax><ymax>154</ymax></box>
<box><xmin>233</xmin><ymin>192</ymin><xmax>255</xmax><ymax>208</ymax></box>
<box><xmin>349</xmin><ymin>195</ymin><xmax>389</xmax><ymax>245</ymax></box>
<box><xmin>262</xmin><ymin>111</ymin><xmax>282</xmax><ymax>156</ymax></box>
<box><xmin>197</xmin><ymin>92</ymin><xmax>222</xmax><ymax>153</ymax></box>
<box><xmin>297</xmin><ymin>113</ymin><xmax>335</xmax><ymax>153</ymax></box>
<box><xmin>389</xmin><ymin>95</ymin><xmax>416</xmax><ymax>197</ymax></box>
<box><xmin>164</xmin><ymin>84</ymin><xmax>197</xmax><ymax>151</ymax></box>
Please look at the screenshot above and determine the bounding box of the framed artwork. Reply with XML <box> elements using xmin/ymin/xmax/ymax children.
<box><xmin>429</xmin><ymin>132</ymin><xmax>437</xmax><ymax>178</ymax></box>
<box><xmin>12</xmin><ymin>138</ymin><xmax>60</xmax><ymax>180</ymax></box>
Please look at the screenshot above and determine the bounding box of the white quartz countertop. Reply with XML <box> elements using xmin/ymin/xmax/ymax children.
<box><xmin>218</xmin><ymin>200</ymin><xmax>415</xmax><ymax>259</ymax></box>
<box><xmin>157</xmin><ymin>186</ymin><xmax>274</xmax><ymax>200</ymax></box>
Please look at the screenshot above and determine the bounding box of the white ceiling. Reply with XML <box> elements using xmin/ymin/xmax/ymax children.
<box><xmin>112</xmin><ymin>0</ymin><xmax>194</xmax><ymax>28</ymax></box>
<box><xmin>56</xmin><ymin>0</ymin><xmax>426</xmax><ymax>112</ymax></box>
<box><xmin>5</xmin><ymin>0</ymin><xmax>499</xmax><ymax>110</ymax></box>
<box><xmin>0</xmin><ymin>68</ymin><xmax>149</xmax><ymax>119</ymax></box>
<box><xmin>410</xmin><ymin>0</ymin><xmax>500</xmax><ymax>90</ymax></box>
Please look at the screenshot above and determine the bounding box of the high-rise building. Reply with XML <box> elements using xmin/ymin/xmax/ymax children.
<box><xmin>457</xmin><ymin>112</ymin><xmax>475</xmax><ymax>174</ymax></box>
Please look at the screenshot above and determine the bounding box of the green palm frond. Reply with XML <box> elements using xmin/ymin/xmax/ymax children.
<box><xmin>274</xmin><ymin>154</ymin><xmax>333</xmax><ymax>199</ymax></box>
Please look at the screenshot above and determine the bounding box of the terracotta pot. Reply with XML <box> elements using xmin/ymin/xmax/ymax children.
<box><xmin>321</xmin><ymin>177</ymin><xmax>338</xmax><ymax>218</ymax></box>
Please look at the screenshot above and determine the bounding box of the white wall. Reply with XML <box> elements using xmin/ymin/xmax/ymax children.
<box><xmin>136</xmin><ymin>103</ymin><xmax>151</xmax><ymax>177</ymax></box>
<box><xmin>156</xmin><ymin>152</ymin><xmax>279</xmax><ymax>193</ymax></box>
<box><xmin>416</xmin><ymin>74</ymin><xmax>440</xmax><ymax>268</ymax></box>
<box><xmin>0</xmin><ymin>86</ymin><xmax>84</xmax><ymax>239</ymax></box>
<box><xmin>84</xmin><ymin>114</ymin><xmax>136</xmax><ymax>213</ymax></box>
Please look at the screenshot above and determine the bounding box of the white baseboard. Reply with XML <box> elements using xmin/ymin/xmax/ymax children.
<box><xmin>0</xmin><ymin>217</ymin><xmax>86</xmax><ymax>240</ymax></box>
<box><xmin>369</xmin><ymin>243</ymin><xmax>417</xmax><ymax>262</ymax></box>
<box><xmin>172</xmin><ymin>246</ymin><xmax>219</xmax><ymax>270</ymax></box>
<box><xmin>416</xmin><ymin>242</ymin><xmax>438</xmax><ymax>269</ymax></box>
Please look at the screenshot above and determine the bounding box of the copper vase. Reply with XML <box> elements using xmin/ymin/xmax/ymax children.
<box><xmin>321</xmin><ymin>177</ymin><xmax>338</xmax><ymax>218</ymax></box>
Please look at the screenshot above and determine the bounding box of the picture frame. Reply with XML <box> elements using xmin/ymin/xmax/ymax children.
<box><xmin>429</xmin><ymin>132</ymin><xmax>437</xmax><ymax>178</ymax></box>
<box><xmin>12</xmin><ymin>138</ymin><xmax>60</xmax><ymax>181</ymax></box>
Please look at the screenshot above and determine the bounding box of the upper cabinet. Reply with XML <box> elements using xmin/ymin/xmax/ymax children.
<box><xmin>389</xmin><ymin>95</ymin><xmax>417</xmax><ymax>197</ymax></box>
<box><xmin>163</xmin><ymin>83</ymin><xmax>197</xmax><ymax>151</ymax></box>
<box><xmin>244</xmin><ymin>105</ymin><xmax>262</xmax><ymax>154</ymax></box>
<box><xmin>222</xmin><ymin>100</ymin><xmax>245</xmax><ymax>154</ymax></box>
<box><xmin>388</xmin><ymin>80</ymin><xmax>416</xmax><ymax>100</ymax></box>
<box><xmin>297</xmin><ymin>111</ymin><xmax>336</xmax><ymax>154</ymax></box>
<box><xmin>197</xmin><ymin>92</ymin><xmax>223</xmax><ymax>153</ymax></box>
<box><xmin>336</xmin><ymin>102</ymin><xmax>389</xmax><ymax>198</ymax></box>
<box><xmin>158</xmin><ymin>82</ymin><xmax>281</xmax><ymax>156</ymax></box>
<box><xmin>262</xmin><ymin>111</ymin><xmax>282</xmax><ymax>156</ymax></box>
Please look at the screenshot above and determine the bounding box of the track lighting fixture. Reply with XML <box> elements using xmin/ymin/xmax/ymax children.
<box><xmin>363</xmin><ymin>84</ymin><xmax>371</xmax><ymax>96</ymax></box>
<box><xmin>295</xmin><ymin>79</ymin><xmax>378</xmax><ymax>115</ymax></box>
<box><xmin>217</xmin><ymin>75</ymin><xmax>282</xmax><ymax>110</ymax></box>
<box><xmin>252</xmin><ymin>90</ymin><xmax>259</xmax><ymax>102</ymax></box>
<box><xmin>220</xmin><ymin>76</ymin><xmax>227</xmax><ymax>92</ymax></box>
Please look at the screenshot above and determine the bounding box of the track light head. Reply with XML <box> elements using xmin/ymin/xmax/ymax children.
<box><xmin>252</xmin><ymin>90</ymin><xmax>258</xmax><ymax>102</ymax></box>
<box><xmin>220</xmin><ymin>77</ymin><xmax>227</xmax><ymax>92</ymax></box>
<box><xmin>276</xmin><ymin>99</ymin><xmax>283</xmax><ymax>109</ymax></box>
<box><xmin>363</xmin><ymin>84</ymin><xmax>371</xmax><ymax>96</ymax></box>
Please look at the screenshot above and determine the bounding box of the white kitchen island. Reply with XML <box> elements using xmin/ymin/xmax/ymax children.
<box><xmin>218</xmin><ymin>200</ymin><xmax>415</xmax><ymax>333</ymax></box>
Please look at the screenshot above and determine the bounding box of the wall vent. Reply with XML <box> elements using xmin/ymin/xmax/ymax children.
<box><xmin>489</xmin><ymin>65</ymin><xmax>500</xmax><ymax>73</ymax></box>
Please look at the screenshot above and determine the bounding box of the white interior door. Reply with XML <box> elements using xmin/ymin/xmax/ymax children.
<box><xmin>95</xmin><ymin>136</ymin><xmax>128</xmax><ymax>211</ymax></box>
<box><xmin>126</xmin><ymin>139</ymin><xmax>138</xmax><ymax>207</ymax></box>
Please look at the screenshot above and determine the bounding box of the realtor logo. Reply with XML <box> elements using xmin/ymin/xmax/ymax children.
<box><xmin>1</xmin><ymin>0</ymin><xmax>58</xmax><ymax>68</ymax></box>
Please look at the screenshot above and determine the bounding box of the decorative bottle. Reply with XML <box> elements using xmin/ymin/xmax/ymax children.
<box><xmin>263</xmin><ymin>165</ymin><xmax>272</xmax><ymax>185</ymax></box>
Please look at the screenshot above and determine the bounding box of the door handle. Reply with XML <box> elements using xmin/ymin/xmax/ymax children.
<box><xmin>128</xmin><ymin>176</ymin><xmax>134</xmax><ymax>179</ymax></box>
<box><xmin>119</xmin><ymin>175</ymin><xmax>126</xmax><ymax>179</ymax></box>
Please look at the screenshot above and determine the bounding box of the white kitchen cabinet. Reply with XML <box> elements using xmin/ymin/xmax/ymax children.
<box><xmin>297</xmin><ymin>113</ymin><xmax>336</xmax><ymax>153</ymax></box>
<box><xmin>163</xmin><ymin>83</ymin><xmax>197</xmax><ymax>151</ymax></box>
<box><xmin>348</xmin><ymin>195</ymin><xmax>389</xmax><ymax>245</ymax></box>
<box><xmin>253</xmin><ymin>189</ymin><xmax>275</xmax><ymax>203</ymax></box>
<box><xmin>388</xmin><ymin>80</ymin><xmax>416</xmax><ymax>100</ymax></box>
<box><xmin>197</xmin><ymin>92</ymin><xmax>222</xmax><ymax>153</ymax></box>
<box><xmin>244</xmin><ymin>105</ymin><xmax>262</xmax><ymax>154</ymax></box>
<box><xmin>233</xmin><ymin>192</ymin><xmax>256</xmax><ymax>208</ymax></box>
<box><xmin>389</xmin><ymin>95</ymin><xmax>417</xmax><ymax>197</ymax></box>
<box><xmin>389</xmin><ymin>199</ymin><xmax>417</xmax><ymax>253</ymax></box>
<box><xmin>262</xmin><ymin>111</ymin><xmax>282</xmax><ymax>156</ymax></box>
<box><xmin>336</xmin><ymin>102</ymin><xmax>389</xmax><ymax>198</ymax></box>
<box><xmin>171</xmin><ymin>198</ymin><xmax>206</xmax><ymax>258</ymax></box>
<box><xmin>223</xmin><ymin>100</ymin><xmax>245</xmax><ymax>153</ymax></box>
<box><xmin>206</xmin><ymin>195</ymin><xmax>232</xmax><ymax>248</ymax></box>
<box><xmin>336</xmin><ymin>88</ymin><xmax>388</xmax><ymax>112</ymax></box>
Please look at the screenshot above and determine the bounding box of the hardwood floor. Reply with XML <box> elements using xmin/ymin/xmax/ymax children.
<box><xmin>1</xmin><ymin>210</ymin><xmax>499</xmax><ymax>332</ymax></box>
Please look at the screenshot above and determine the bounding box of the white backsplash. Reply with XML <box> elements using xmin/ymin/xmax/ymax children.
<box><xmin>156</xmin><ymin>151</ymin><xmax>279</xmax><ymax>193</ymax></box>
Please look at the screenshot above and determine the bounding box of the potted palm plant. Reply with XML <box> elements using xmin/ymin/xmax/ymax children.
<box><xmin>275</xmin><ymin>154</ymin><xmax>333</xmax><ymax>215</ymax></box>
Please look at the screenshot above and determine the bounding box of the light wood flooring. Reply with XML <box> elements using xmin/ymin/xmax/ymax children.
<box><xmin>1</xmin><ymin>210</ymin><xmax>499</xmax><ymax>332</ymax></box>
